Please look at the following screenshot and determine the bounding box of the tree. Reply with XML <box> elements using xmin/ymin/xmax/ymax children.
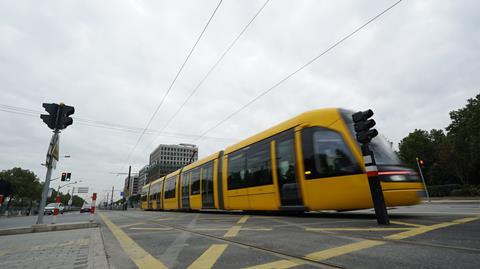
<box><xmin>398</xmin><ymin>93</ymin><xmax>480</xmax><ymax>187</ymax></box>
<box><xmin>398</xmin><ymin>129</ymin><xmax>456</xmax><ymax>185</ymax></box>
<box><xmin>0</xmin><ymin>168</ymin><xmax>42</xmax><ymax>211</ymax></box>
<box><xmin>446</xmin><ymin>93</ymin><xmax>480</xmax><ymax>185</ymax></box>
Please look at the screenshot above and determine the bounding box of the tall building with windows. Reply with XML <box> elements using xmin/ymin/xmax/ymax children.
<box><xmin>147</xmin><ymin>143</ymin><xmax>198</xmax><ymax>183</ymax></box>
<box><xmin>137</xmin><ymin>165</ymin><xmax>149</xmax><ymax>193</ymax></box>
<box><xmin>123</xmin><ymin>173</ymin><xmax>139</xmax><ymax>196</ymax></box>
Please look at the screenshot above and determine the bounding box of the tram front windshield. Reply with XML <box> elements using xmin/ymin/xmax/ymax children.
<box><xmin>340</xmin><ymin>109</ymin><xmax>402</xmax><ymax>166</ymax></box>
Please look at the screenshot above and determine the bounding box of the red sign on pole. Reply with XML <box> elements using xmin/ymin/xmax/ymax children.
<box><xmin>90</xmin><ymin>192</ymin><xmax>97</xmax><ymax>222</ymax></box>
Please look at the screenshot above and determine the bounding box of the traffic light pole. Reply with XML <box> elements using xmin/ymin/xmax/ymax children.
<box><xmin>36</xmin><ymin>130</ymin><xmax>60</xmax><ymax>225</ymax></box>
<box><xmin>416</xmin><ymin>158</ymin><xmax>431</xmax><ymax>202</ymax></box>
<box><xmin>361</xmin><ymin>144</ymin><xmax>390</xmax><ymax>225</ymax></box>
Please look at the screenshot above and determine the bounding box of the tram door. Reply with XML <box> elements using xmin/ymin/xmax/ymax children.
<box><xmin>201</xmin><ymin>163</ymin><xmax>215</xmax><ymax>208</ymax></box>
<box><xmin>275</xmin><ymin>132</ymin><xmax>303</xmax><ymax>206</ymax></box>
<box><xmin>181</xmin><ymin>172</ymin><xmax>190</xmax><ymax>209</ymax></box>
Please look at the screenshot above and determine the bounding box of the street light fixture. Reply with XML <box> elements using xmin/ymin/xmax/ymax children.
<box><xmin>58</xmin><ymin>180</ymin><xmax>82</xmax><ymax>192</ymax></box>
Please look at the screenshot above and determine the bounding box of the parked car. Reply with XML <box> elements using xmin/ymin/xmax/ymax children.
<box><xmin>44</xmin><ymin>203</ymin><xmax>64</xmax><ymax>215</ymax></box>
<box><xmin>80</xmin><ymin>203</ymin><xmax>90</xmax><ymax>213</ymax></box>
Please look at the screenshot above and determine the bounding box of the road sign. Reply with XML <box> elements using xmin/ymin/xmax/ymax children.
<box><xmin>120</xmin><ymin>191</ymin><xmax>124</xmax><ymax>197</ymax></box>
<box><xmin>77</xmin><ymin>187</ymin><xmax>89</xmax><ymax>193</ymax></box>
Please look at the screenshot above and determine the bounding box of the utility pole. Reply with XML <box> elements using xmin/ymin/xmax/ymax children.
<box><xmin>126</xmin><ymin>165</ymin><xmax>131</xmax><ymax>210</ymax></box>
<box><xmin>110</xmin><ymin>186</ymin><xmax>114</xmax><ymax>209</ymax></box>
<box><xmin>106</xmin><ymin>192</ymin><xmax>109</xmax><ymax>208</ymax></box>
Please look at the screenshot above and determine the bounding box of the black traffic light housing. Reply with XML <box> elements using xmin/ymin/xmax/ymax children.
<box><xmin>352</xmin><ymin>109</ymin><xmax>379</xmax><ymax>144</ymax></box>
<box><xmin>58</xmin><ymin>105</ymin><xmax>75</xmax><ymax>130</ymax></box>
<box><xmin>40</xmin><ymin>103</ymin><xmax>60</xmax><ymax>130</ymax></box>
<box><xmin>61</xmin><ymin>172</ymin><xmax>71</xmax><ymax>182</ymax></box>
<box><xmin>40</xmin><ymin>103</ymin><xmax>75</xmax><ymax>130</ymax></box>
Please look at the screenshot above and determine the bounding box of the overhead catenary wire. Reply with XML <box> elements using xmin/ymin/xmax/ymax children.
<box><xmin>192</xmin><ymin>0</ymin><xmax>404</xmax><ymax>142</ymax></box>
<box><xmin>133</xmin><ymin>0</ymin><xmax>271</xmax><ymax>163</ymax></box>
<box><xmin>0</xmin><ymin>104</ymin><xmax>235</xmax><ymax>141</ymax></box>
<box><xmin>124</xmin><ymin>0</ymin><xmax>224</xmax><ymax>164</ymax></box>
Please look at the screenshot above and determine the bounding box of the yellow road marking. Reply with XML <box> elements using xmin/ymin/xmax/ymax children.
<box><xmin>224</xmin><ymin>215</ymin><xmax>250</xmax><ymax>237</ymax></box>
<box><xmin>237</xmin><ymin>215</ymin><xmax>250</xmax><ymax>224</ymax></box>
<box><xmin>306</xmin><ymin>227</ymin><xmax>411</xmax><ymax>232</ymax></box>
<box><xmin>99</xmin><ymin>212</ymin><xmax>168</xmax><ymax>269</ymax></box>
<box><xmin>187</xmin><ymin>244</ymin><xmax>228</xmax><ymax>269</ymax></box>
<box><xmin>195</xmin><ymin>228</ymin><xmax>272</xmax><ymax>231</ymax></box>
<box><xmin>224</xmin><ymin>225</ymin><xmax>242</xmax><ymax>237</ymax></box>
<box><xmin>130</xmin><ymin>227</ymin><xmax>172</xmax><ymax>231</ymax></box>
<box><xmin>243</xmin><ymin>259</ymin><xmax>305</xmax><ymax>269</ymax></box>
<box><xmin>156</xmin><ymin>217</ymin><xmax>177</xmax><ymax>221</ymax></box>
<box><xmin>385</xmin><ymin>217</ymin><xmax>480</xmax><ymax>240</ymax></box>
<box><xmin>390</xmin><ymin>221</ymin><xmax>425</xmax><ymax>227</ymax></box>
<box><xmin>290</xmin><ymin>216</ymin><xmax>480</xmax><ymax>265</ymax></box>
<box><xmin>119</xmin><ymin>222</ymin><xmax>145</xmax><ymax>229</ymax></box>
<box><xmin>304</xmin><ymin>240</ymin><xmax>385</xmax><ymax>262</ymax></box>
<box><xmin>452</xmin><ymin>216</ymin><xmax>479</xmax><ymax>223</ymax></box>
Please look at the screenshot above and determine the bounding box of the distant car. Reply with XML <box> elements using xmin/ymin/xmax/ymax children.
<box><xmin>80</xmin><ymin>203</ymin><xmax>90</xmax><ymax>213</ymax></box>
<box><xmin>44</xmin><ymin>203</ymin><xmax>64</xmax><ymax>215</ymax></box>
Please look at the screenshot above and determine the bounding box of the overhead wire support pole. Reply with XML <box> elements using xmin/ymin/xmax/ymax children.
<box><xmin>124</xmin><ymin>0</ymin><xmax>224</xmax><ymax>164</ymax></box>
<box><xmin>192</xmin><ymin>0</ymin><xmax>404</xmax><ymax>142</ymax></box>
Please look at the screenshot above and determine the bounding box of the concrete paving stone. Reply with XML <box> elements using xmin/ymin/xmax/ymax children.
<box><xmin>0</xmin><ymin>227</ymin><xmax>108</xmax><ymax>269</ymax></box>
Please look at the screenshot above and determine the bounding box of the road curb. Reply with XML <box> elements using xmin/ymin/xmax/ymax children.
<box><xmin>0</xmin><ymin>222</ymin><xmax>100</xmax><ymax>236</ymax></box>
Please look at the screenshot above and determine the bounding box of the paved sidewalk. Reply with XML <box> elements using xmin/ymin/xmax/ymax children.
<box><xmin>0</xmin><ymin>212</ymin><xmax>93</xmax><ymax>229</ymax></box>
<box><xmin>0</xmin><ymin>228</ymin><xmax>109</xmax><ymax>269</ymax></box>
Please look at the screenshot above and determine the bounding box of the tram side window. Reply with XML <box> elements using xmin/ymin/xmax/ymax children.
<box><xmin>164</xmin><ymin>177</ymin><xmax>176</xmax><ymax>199</ymax></box>
<box><xmin>227</xmin><ymin>151</ymin><xmax>247</xmax><ymax>190</ymax></box>
<box><xmin>302</xmin><ymin>127</ymin><xmax>361</xmax><ymax>179</ymax></box>
<box><xmin>246</xmin><ymin>142</ymin><xmax>272</xmax><ymax>187</ymax></box>
<box><xmin>191</xmin><ymin>168</ymin><xmax>201</xmax><ymax>195</ymax></box>
<box><xmin>141</xmin><ymin>191</ymin><xmax>147</xmax><ymax>201</ymax></box>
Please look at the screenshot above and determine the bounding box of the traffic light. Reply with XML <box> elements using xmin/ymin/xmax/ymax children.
<box><xmin>57</xmin><ymin>104</ymin><xmax>75</xmax><ymax>130</ymax></box>
<box><xmin>66</xmin><ymin>172</ymin><xmax>71</xmax><ymax>181</ymax></box>
<box><xmin>352</xmin><ymin>109</ymin><xmax>379</xmax><ymax>144</ymax></box>
<box><xmin>40</xmin><ymin>103</ymin><xmax>74</xmax><ymax>130</ymax></box>
<box><xmin>419</xmin><ymin>159</ymin><xmax>425</xmax><ymax>168</ymax></box>
<box><xmin>61</xmin><ymin>172</ymin><xmax>67</xmax><ymax>181</ymax></box>
<box><xmin>40</xmin><ymin>103</ymin><xmax>60</xmax><ymax>130</ymax></box>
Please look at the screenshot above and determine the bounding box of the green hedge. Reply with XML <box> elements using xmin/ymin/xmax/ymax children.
<box><xmin>427</xmin><ymin>184</ymin><xmax>479</xmax><ymax>197</ymax></box>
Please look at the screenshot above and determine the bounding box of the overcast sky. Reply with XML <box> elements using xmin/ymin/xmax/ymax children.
<box><xmin>1</xmin><ymin>0</ymin><xmax>478</xmax><ymax>203</ymax></box>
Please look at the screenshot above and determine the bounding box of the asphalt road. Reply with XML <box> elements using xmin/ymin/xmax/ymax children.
<box><xmin>97</xmin><ymin>202</ymin><xmax>480</xmax><ymax>269</ymax></box>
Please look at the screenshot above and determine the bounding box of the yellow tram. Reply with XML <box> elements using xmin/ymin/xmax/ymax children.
<box><xmin>141</xmin><ymin>108</ymin><xmax>424</xmax><ymax>212</ymax></box>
